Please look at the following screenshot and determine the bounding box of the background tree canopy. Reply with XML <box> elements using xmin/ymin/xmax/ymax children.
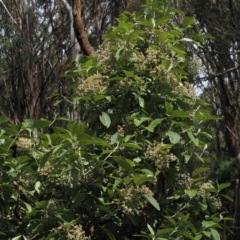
<box><xmin>0</xmin><ymin>0</ymin><xmax>238</xmax><ymax>239</ymax></box>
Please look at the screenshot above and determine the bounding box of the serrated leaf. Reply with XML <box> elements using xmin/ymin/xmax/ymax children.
<box><xmin>187</xmin><ymin>131</ymin><xmax>199</xmax><ymax>146</ymax></box>
<box><xmin>164</xmin><ymin>216</ymin><xmax>176</xmax><ymax>226</ymax></box>
<box><xmin>143</xmin><ymin>194</ymin><xmax>160</xmax><ymax>211</ymax></box>
<box><xmin>12</xmin><ymin>236</ymin><xmax>22</xmax><ymax>240</ymax></box>
<box><xmin>218</xmin><ymin>183</ymin><xmax>231</xmax><ymax>191</ymax></box>
<box><xmin>183</xmin><ymin>231</ymin><xmax>194</xmax><ymax>240</ymax></box>
<box><xmin>93</xmin><ymin>94</ymin><xmax>107</xmax><ymax>102</ymax></box>
<box><xmin>23</xmin><ymin>201</ymin><xmax>32</xmax><ymax>212</ymax></box>
<box><xmin>133</xmin><ymin>174</ymin><xmax>154</xmax><ymax>186</ymax></box>
<box><xmin>219</xmin><ymin>194</ymin><xmax>233</xmax><ymax>202</ymax></box>
<box><xmin>184</xmin><ymin>189</ymin><xmax>197</xmax><ymax>199</ymax></box>
<box><xmin>0</xmin><ymin>116</ymin><xmax>9</xmax><ymax>124</ymax></box>
<box><xmin>113</xmin><ymin>156</ymin><xmax>134</xmax><ymax>173</ymax></box>
<box><xmin>145</xmin><ymin>118</ymin><xmax>165</xmax><ymax>132</ymax></box>
<box><xmin>134</xmin><ymin>117</ymin><xmax>151</xmax><ymax>127</ymax></box>
<box><xmin>202</xmin><ymin>221</ymin><xmax>216</xmax><ymax>229</ymax></box>
<box><xmin>99</xmin><ymin>112</ymin><xmax>111</xmax><ymax>128</ymax></box>
<box><xmin>124</xmin><ymin>134</ymin><xmax>134</xmax><ymax>142</ymax></box>
<box><xmin>115</xmin><ymin>46</ymin><xmax>124</xmax><ymax>61</ymax></box>
<box><xmin>159</xmin><ymin>32</ymin><xmax>168</xmax><ymax>43</ymax></box>
<box><xmin>122</xmin><ymin>142</ymin><xmax>142</xmax><ymax>150</ymax></box>
<box><xmin>33</xmin><ymin>118</ymin><xmax>51</xmax><ymax>128</ymax></box>
<box><xmin>171</xmin><ymin>110</ymin><xmax>189</xmax><ymax>118</ymax></box>
<box><xmin>103</xmin><ymin>228</ymin><xmax>116</xmax><ymax>240</ymax></box>
<box><xmin>162</xmin><ymin>59</ymin><xmax>173</xmax><ymax>72</ymax></box>
<box><xmin>165</xmin><ymin>102</ymin><xmax>173</xmax><ymax>114</ymax></box>
<box><xmin>138</xmin><ymin>96</ymin><xmax>145</xmax><ymax>108</ymax></box>
<box><xmin>210</xmin><ymin>228</ymin><xmax>220</xmax><ymax>240</ymax></box>
<box><xmin>35</xmin><ymin>181</ymin><xmax>41</xmax><ymax>194</ymax></box>
<box><xmin>78</xmin><ymin>134</ymin><xmax>111</xmax><ymax>147</ymax></box>
<box><xmin>180</xmin><ymin>37</ymin><xmax>193</xmax><ymax>42</ymax></box>
<box><xmin>192</xmin><ymin>167</ymin><xmax>209</xmax><ymax>178</ymax></box>
<box><xmin>110</xmin><ymin>133</ymin><xmax>119</xmax><ymax>145</ymax></box>
<box><xmin>166</xmin><ymin>131</ymin><xmax>180</xmax><ymax>144</ymax></box>
<box><xmin>156</xmin><ymin>228</ymin><xmax>175</xmax><ymax>236</ymax></box>
<box><xmin>203</xmin><ymin>231</ymin><xmax>211</xmax><ymax>237</ymax></box>
<box><xmin>36</xmin><ymin>201</ymin><xmax>48</xmax><ymax>209</ymax></box>
<box><xmin>147</xmin><ymin>224</ymin><xmax>155</xmax><ymax>235</ymax></box>
<box><xmin>182</xmin><ymin>17</ymin><xmax>195</xmax><ymax>28</ymax></box>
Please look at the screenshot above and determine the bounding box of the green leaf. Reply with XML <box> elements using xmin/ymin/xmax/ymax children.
<box><xmin>182</xmin><ymin>17</ymin><xmax>195</xmax><ymax>28</ymax></box>
<box><xmin>195</xmin><ymin>235</ymin><xmax>202</xmax><ymax>240</ymax></box>
<box><xmin>145</xmin><ymin>118</ymin><xmax>165</xmax><ymax>132</ymax></box>
<box><xmin>71</xmin><ymin>193</ymin><xmax>86</xmax><ymax>209</ymax></box>
<box><xmin>110</xmin><ymin>133</ymin><xmax>119</xmax><ymax>145</ymax></box>
<box><xmin>218</xmin><ymin>183</ymin><xmax>231</xmax><ymax>191</ymax></box>
<box><xmin>113</xmin><ymin>156</ymin><xmax>134</xmax><ymax>173</ymax></box>
<box><xmin>171</xmin><ymin>110</ymin><xmax>189</xmax><ymax>118</ymax></box>
<box><xmin>115</xmin><ymin>46</ymin><xmax>124</xmax><ymax>61</ymax></box>
<box><xmin>0</xmin><ymin>116</ymin><xmax>9</xmax><ymax>124</ymax></box>
<box><xmin>12</xmin><ymin>236</ymin><xmax>22</xmax><ymax>240</ymax></box>
<box><xmin>133</xmin><ymin>174</ymin><xmax>154</xmax><ymax>186</ymax></box>
<box><xmin>40</xmin><ymin>151</ymin><xmax>52</xmax><ymax>167</ymax></box>
<box><xmin>23</xmin><ymin>201</ymin><xmax>32</xmax><ymax>212</ymax></box>
<box><xmin>156</xmin><ymin>228</ymin><xmax>175</xmax><ymax>236</ymax></box>
<box><xmin>123</xmin><ymin>70</ymin><xmax>134</xmax><ymax>77</ymax></box>
<box><xmin>187</xmin><ymin>131</ymin><xmax>199</xmax><ymax>146</ymax></box>
<box><xmin>33</xmin><ymin>118</ymin><xmax>51</xmax><ymax>128</ymax></box>
<box><xmin>134</xmin><ymin>117</ymin><xmax>151</xmax><ymax>127</ymax></box>
<box><xmin>210</xmin><ymin>228</ymin><xmax>220</xmax><ymax>240</ymax></box>
<box><xmin>219</xmin><ymin>194</ymin><xmax>233</xmax><ymax>202</ymax></box>
<box><xmin>99</xmin><ymin>112</ymin><xmax>111</xmax><ymax>128</ymax></box>
<box><xmin>180</xmin><ymin>37</ymin><xmax>193</xmax><ymax>42</ymax></box>
<box><xmin>166</xmin><ymin>131</ymin><xmax>180</xmax><ymax>144</ymax></box>
<box><xmin>122</xmin><ymin>142</ymin><xmax>142</xmax><ymax>150</ymax></box>
<box><xmin>185</xmin><ymin>220</ymin><xmax>197</xmax><ymax>232</ymax></box>
<box><xmin>202</xmin><ymin>33</ymin><xmax>215</xmax><ymax>39</ymax></box>
<box><xmin>164</xmin><ymin>216</ymin><xmax>176</xmax><ymax>226</ymax></box>
<box><xmin>0</xmin><ymin>232</ymin><xmax>6</xmax><ymax>236</ymax></box>
<box><xmin>137</xmin><ymin>95</ymin><xmax>145</xmax><ymax>108</ymax></box>
<box><xmin>159</xmin><ymin>32</ymin><xmax>168</xmax><ymax>43</ymax></box>
<box><xmin>147</xmin><ymin>223</ymin><xmax>155</xmax><ymax>235</ymax></box>
<box><xmin>124</xmin><ymin>134</ymin><xmax>135</xmax><ymax>142</ymax></box>
<box><xmin>192</xmin><ymin>167</ymin><xmax>209</xmax><ymax>178</ymax></box>
<box><xmin>170</xmin><ymin>68</ymin><xmax>188</xmax><ymax>75</ymax></box>
<box><xmin>77</xmin><ymin>134</ymin><xmax>111</xmax><ymax>147</ymax></box>
<box><xmin>183</xmin><ymin>231</ymin><xmax>194</xmax><ymax>240</ymax></box>
<box><xmin>202</xmin><ymin>221</ymin><xmax>216</xmax><ymax>229</ymax></box>
<box><xmin>35</xmin><ymin>181</ymin><xmax>41</xmax><ymax>194</ymax></box>
<box><xmin>165</xmin><ymin>102</ymin><xmax>173</xmax><ymax>114</ymax></box>
<box><xmin>103</xmin><ymin>228</ymin><xmax>116</xmax><ymax>240</ymax></box>
<box><xmin>184</xmin><ymin>189</ymin><xmax>197</xmax><ymax>199</ymax></box>
<box><xmin>202</xmin><ymin>231</ymin><xmax>211</xmax><ymax>237</ymax></box>
<box><xmin>93</xmin><ymin>94</ymin><xmax>107</xmax><ymax>102</ymax></box>
<box><xmin>36</xmin><ymin>201</ymin><xmax>48</xmax><ymax>209</ymax></box>
<box><xmin>143</xmin><ymin>194</ymin><xmax>160</xmax><ymax>211</ymax></box>
<box><xmin>162</xmin><ymin>59</ymin><xmax>173</xmax><ymax>72</ymax></box>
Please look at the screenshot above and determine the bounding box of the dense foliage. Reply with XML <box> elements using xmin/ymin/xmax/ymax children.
<box><xmin>0</xmin><ymin>1</ymin><xmax>232</xmax><ymax>239</ymax></box>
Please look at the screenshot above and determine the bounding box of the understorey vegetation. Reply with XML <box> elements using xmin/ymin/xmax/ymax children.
<box><xmin>0</xmin><ymin>0</ymin><xmax>232</xmax><ymax>239</ymax></box>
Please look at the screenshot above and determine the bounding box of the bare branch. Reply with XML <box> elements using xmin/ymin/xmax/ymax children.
<box><xmin>197</xmin><ymin>66</ymin><xmax>240</xmax><ymax>81</ymax></box>
<box><xmin>0</xmin><ymin>0</ymin><xmax>17</xmax><ymax>24</ymax></box>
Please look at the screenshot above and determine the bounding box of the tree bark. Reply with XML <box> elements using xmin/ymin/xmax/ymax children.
<box><xmin>72</xmin><ymin>0</ymin><xmax>95</xmax><ymax>56</ymax></box>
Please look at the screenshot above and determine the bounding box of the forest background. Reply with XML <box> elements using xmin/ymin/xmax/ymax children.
<box><xmin>0</xmin><ymin>0</ymin><xmax>240</xmax><ymax>239</ymax></box>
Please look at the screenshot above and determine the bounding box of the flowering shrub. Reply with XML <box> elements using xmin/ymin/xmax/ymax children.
<box><xmin>0</xmin><ymin>1</ymin><xmax>231</xmax><ymax>239</ymax></box>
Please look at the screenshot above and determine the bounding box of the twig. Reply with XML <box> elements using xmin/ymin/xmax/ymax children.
<box><xmin>104</xmin><ymin>144</ymin><xmax>119</xmax><ymax>161</ymax></box>
<box><xmin>197</xmin><ymin>66</ymin><xmax>240</xmax><ymax>80</ymax></box>
<box><xmin>0</xmin><ymin>0</ymin><xmax>17</xmax><ymax>24</ymax></box>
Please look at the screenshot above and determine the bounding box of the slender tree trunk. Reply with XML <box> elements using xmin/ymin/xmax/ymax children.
<box><xmin>72</xmin><ymin>0</ymin><xmax>95</xmax><ymax>56</ymax></box>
